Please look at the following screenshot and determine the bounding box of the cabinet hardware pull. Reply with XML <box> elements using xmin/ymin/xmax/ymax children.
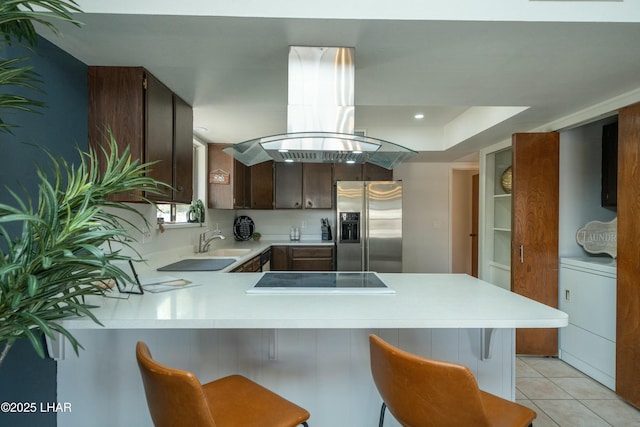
<box><xmin>519</xmin><ymin>245</ymin><xmax>524</xmax><ymax>263</ymax></box>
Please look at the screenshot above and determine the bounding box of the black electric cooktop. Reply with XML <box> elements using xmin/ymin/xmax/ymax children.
<box><xmin>246</xmin><ymin>272</ymin><xmax>395</xmax><ymax>294</ymax></box>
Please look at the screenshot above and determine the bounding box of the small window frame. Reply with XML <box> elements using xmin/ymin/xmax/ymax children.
<box><xmin>156</xmin><ymin>138</ymin><xmax>207</xmax><ymax>224</ymax></box>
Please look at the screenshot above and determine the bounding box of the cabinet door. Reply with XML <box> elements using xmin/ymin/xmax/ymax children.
<box><xmin>290</xmin><ymin>246</ymin><xmax>334</xmax><ymax>271</ymax></box>
<box><xmin>511</xmin><ymin>132</ymin><xmax>559</xmax><ymax>356</ymax></box>
<box><xmin>233</xmin><ymin>160</ymin><xmax>251</xmax><ymax>209</ymax></box>
<box><xmin>303</xmin><ymin>163</ymin><xmax>333</xmax><ymax>209</ymax></box>
<box><xmin>333</xmin><ymin>163</ymin><xmax>362</xmax><ymax>182</ymax></box>
<box><xmin>275</xmin><ymin>163</ymin><xmax>303</xmax><ymax>208</ymax></box>
<box><xmin>207</xmin><ymin>144</ymin><xmax>234</xmax><ymax>209</ymax></box>
<box><xmin>616</xmin><ymin>102</ymin><xmax>640</xmax><ymax>406</ymax></box>
<box><xmin>144</xmin><ymin>72</ymin><xmax>174</xmax><ymax>201</ymax></box>
<box><xmin>88</xmin><ymin>66</ymin><xmax>145</xmax><ymax>202</ymax></box>
<box><xmin>270</xmin><ymin>246</ymin><xmax>289</xmax><ymax>271</ymax></box>
<box><xmin>251</xmin><ymin>161</ymin><xmax>274</xmax><ymax>209</ymax></box>
<box><xmin>363</xmin><ymin>163</ymin><xmax>393</xmax><ymax>181</ymax></box>
<box><xmin>232</xmin><ymin>256</ymin><xmax>261</xmax><ymax>272</ymax></box>
<box><xmin>172</xmin><ymin>94</ymin><xmax>193</xmax><ymax>203</ymax></box>
<box><xmin>89</xmin><ymin>66</ymin><xmax>190</xmax><ymax>203</ymax></box>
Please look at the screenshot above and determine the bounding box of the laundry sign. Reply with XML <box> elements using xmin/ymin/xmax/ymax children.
<box><xmin>576</xmin><ymin>218</ymin><xmax>617</xmax><ymax>258</ymax></box>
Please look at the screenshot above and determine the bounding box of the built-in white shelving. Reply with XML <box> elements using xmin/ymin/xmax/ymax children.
<box><xmin>480</xmin><ymin>144</ymin><xmax>512</xmax><ymax>290</ymax></box>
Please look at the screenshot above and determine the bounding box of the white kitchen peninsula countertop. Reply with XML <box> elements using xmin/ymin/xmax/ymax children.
<box><xmin>56</xmin><ymin>250</ymin><xmax>568</xmax><ymax>427</ymax></box>
<box><xmin>60</xmin><ymin>270</ymin><xmax>568</xmax><ymax>330</ymax></box>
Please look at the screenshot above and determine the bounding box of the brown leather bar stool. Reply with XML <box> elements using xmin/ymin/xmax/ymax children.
<box><xmin>369</xmin><ymin>334</ymin><xmax>536</xmax><ymax>427</ymax></box>
<box><xmin>136</xmin><ymin>341</ymin><xmax>310</xmax><ymax>427</ymax></box>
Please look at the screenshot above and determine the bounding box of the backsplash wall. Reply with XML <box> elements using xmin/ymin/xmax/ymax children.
<box><xmin>109</xmin><ymin>205</ymin><xmax>334</xmax><ymax>261</ymax></box>
<box><xmin>235</xmin><ymin>209</ymin><xmax>335</xmax><ymax>240</ymax></box>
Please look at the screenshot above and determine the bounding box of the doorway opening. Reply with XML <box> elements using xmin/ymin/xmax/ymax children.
<box><xmin>451</xmin><ymin>168</ymin><xmax>479</xmax><ymax>276</ymax></box>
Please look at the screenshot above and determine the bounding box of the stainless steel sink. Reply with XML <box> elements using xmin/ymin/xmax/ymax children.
<box><xmin>157</xmin><ymin>258</ymin><xmax>236</xmax><ymax>271</ymax></box>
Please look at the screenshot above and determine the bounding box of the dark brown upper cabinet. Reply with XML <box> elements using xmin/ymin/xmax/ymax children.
<box><xmin>363</xmin><ymin>163</ymin><xmax>393</xmax><ymax>181</ymax></box>
<box><xmin>275</xmin><ymin>163</ymin><xmax>303</xmax><ymax>209</ymax></box>
<box><xmin>275</xmin><ymin>163</ymin><xmax>333</xmax><ymax>209</ymax></box>
<box><xmin>208</xmin><ymin>144</ymin><xmax>236</xmax><ymax>209</ymax></box>
<box><xmin>333</xmin><ymin>163</ymin><xmax>363</xmax><ymax>182</ymax></box>
<box><xmin>172</xmin><ymin>95</ymin><xmax>194</xmax><ymax>203</ymax></box>
<box><xmin>208</xmin><ymin>144</ymin><xmax>273</xmax><ymax>209</ymax></box>
<box><xmin>250</xmin><ymin>161</ymin><xmax>274</xmax><ymax>209</ymax></box>
<box><xmin>303</xmin><ymin>163</ymin><xmax>333</xmax><ymax>209</ymax></box>
<box><xmin>232</xmin><ymin>160</ymin><xmax>251</xmax><ymax>209</ymax></box>
<box><xmin>333</xmin><ymin>163</ymin><xmax>393</xmax><ymax>183</ymax></box>
<box><xmin>88</xmin><ymin>66</ymin><xmax>193</xmax><ymax>203</ymax></box>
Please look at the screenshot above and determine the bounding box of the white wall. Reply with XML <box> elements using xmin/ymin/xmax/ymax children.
<box><xmin>106</xmin><ymin>204</ymin><xmax>237</xmax><ymax>259</ymax></box>
<box><xmin>394</xmin><ymin>162</ymin><xmax>453</xmax><ymax>273</ymax></box>
<box><xmin>559</xmin><ymin>117</ymin><xmax>617</xmax><ymax>258</ymax></box>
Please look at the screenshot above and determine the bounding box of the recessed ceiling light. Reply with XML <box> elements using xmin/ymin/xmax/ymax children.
<box><xmin>414</xmin><ymin>113</ymin><xmax>425</xmax><ymax>120</ymax></box>
<box><xmin>194</xmin><ymin>126</ymin><xmax>208</xmax><ymax>132</ymax></box>
<box><xmin>284</xmin><ymin>159</ymin><xmax>294</xmax><ymax>163</ymax></box>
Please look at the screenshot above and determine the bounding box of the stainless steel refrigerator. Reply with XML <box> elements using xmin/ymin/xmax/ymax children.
<box><xmin>336</xmin><ymin>181</ymin><xmax>403</xmax><ymax>272</ymax></box>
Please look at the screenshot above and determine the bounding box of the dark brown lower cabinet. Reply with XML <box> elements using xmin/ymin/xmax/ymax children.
<box><xmin>270</xmin><ymin>246</ymin><xmax>289</xmax><ymax>271</ymax></box>
<box><xmin>290</xmin><ymin>246</ymin><xmax>334</xmax><ymax>271</ymax></box>
<box><xmin>616</xmin><ymin>102</ymin><xmax>640</xmax><ymax>407</ymax></box>
<box><xmin>511</xmin><ymin>132</ymin><xmax>559</xmax><ymax>356</ymax></box>
<box><xmin>231</xmin><ymin>255</ymin><xmax>261</xmax><ymax>272</ymax></box>
<box><xmin>270</xmin><ymin>246</ymin><xmax>334</xmax><ymax>271</ymax></box>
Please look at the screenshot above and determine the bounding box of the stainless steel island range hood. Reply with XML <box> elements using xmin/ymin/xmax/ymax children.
<box><xmin>223</xmin><ymin>46</ymin><xmax>417</xmax><ymax>170</ymax></box>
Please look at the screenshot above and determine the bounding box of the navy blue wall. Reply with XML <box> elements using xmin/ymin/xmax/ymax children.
<box><xmin>0</xmin><ymin>36</ymin><xmax>87</xmax><ymax>427</ymax></box>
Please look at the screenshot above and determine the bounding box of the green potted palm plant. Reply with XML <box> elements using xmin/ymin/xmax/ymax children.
<box><xmin>0</xmin><ymin>134</ymin><xmax>170</xmax><ymax>367</ymax></box>
<box><xmin>0</xmin><ymin>0</ymin><xmax>171</xmax><ymax>367</ymax></box>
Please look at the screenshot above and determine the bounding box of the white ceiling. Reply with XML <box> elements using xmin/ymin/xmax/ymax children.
<box><xmin>39</xmin><ymin>5</ymin><xmax>640</xmax><ymax>162</ymax></box>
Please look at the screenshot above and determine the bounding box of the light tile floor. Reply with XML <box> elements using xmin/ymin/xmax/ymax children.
<box><xmin>516</xmin><ymin>356</ymin><xmax>640</xmax><ymax>426</ymax></box>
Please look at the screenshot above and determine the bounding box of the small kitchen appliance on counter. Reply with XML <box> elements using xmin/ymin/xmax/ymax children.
<box><xmin>233</xmin><ymin>215</ymin><xmax>254</xmax><ymax>241</ymax></box>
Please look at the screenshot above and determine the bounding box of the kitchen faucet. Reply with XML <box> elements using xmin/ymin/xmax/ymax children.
<box><xmin>198</xmin><ymin>229</ymin><xmax>225</xmax><ymax>253</ymax></box>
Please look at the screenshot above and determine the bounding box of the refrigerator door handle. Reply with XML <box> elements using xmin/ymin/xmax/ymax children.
<box><xmin>363</xmin><ymin>183</ymin><xmax>369</xmax><ymax>271</ymax></box>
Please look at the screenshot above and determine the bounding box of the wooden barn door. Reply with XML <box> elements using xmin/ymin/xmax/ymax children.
<box><xmin>511</xmin><ymin>132</ymin><xmax>559</xmax><ymax>355</ymax></box>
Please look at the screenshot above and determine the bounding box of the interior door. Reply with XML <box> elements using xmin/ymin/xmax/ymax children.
<box><xmin>471</xmin><ymin>173</ymin><xmax>479</xmax><ymax>278</ymax></box>
<box><xmin>616</xmin><ymin>102</ymin><xmax>640</xmax><ymax>406</ymax></box>
<box><xmin>511</xmin><ymin>132</ymin><xmax>559</xmax><ymax>356</ymax></box>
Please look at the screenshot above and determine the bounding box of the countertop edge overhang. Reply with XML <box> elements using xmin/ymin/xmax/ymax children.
<box><xmin>58</xmin><ymin>268</ymin><xmax>568</xmax><ymax>331</ymax></box>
